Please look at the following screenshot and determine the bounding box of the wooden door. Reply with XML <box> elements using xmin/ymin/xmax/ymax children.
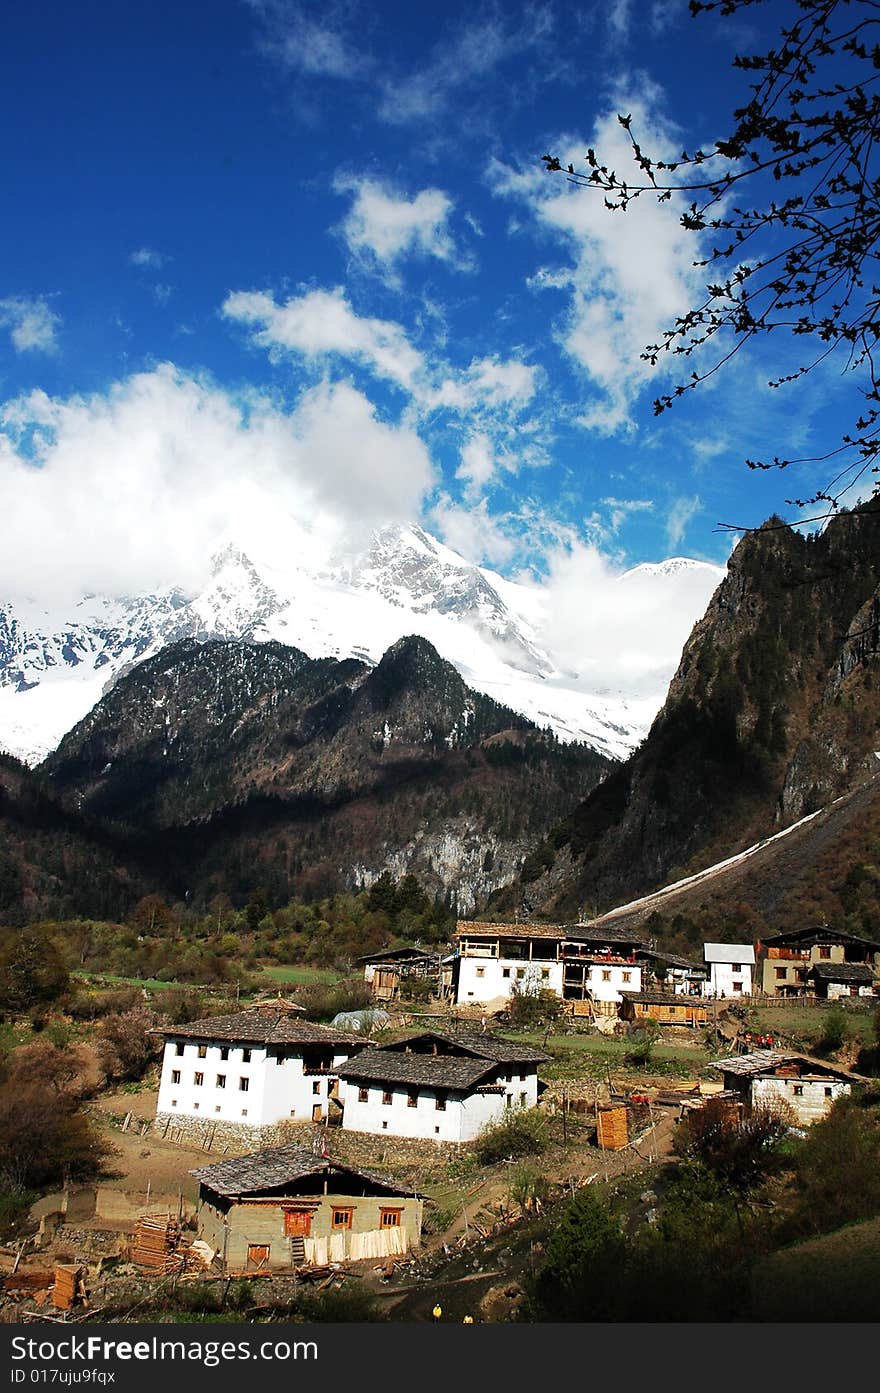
<box><xmin>284</xmin><ymin>1210</ymin><xmax>312</xmax><ymax>1237</ymax></box>
<box><xmin>246</xmin><ymin>1244</ymin><xmax>270</xmax><ymax>1269</ymax></box>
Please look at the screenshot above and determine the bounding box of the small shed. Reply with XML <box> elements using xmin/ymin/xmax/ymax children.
<box><xmin>191</xmin><ymin>1143</ymin><xmax>424</xmax><ymax>1271</ymax></box>
<box><xmin>619</xmin><ymin>991</ymin><xmax>710</xmax><ymax>1028</ymax></box>
<box><xmin>806</xmin><ymin>961</ymin><xmax>878</xmax><ymax>1000</ymax></box>
<box><xmin>709</xmin><ymin>1050</ymin><xmax>860</xmax><ymax>1125</ymax></box>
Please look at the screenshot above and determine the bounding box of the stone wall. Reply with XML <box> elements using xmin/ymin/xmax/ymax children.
<box><xmin>154</xmin><ymin>1112</ymin><xmax>298</xmax><ymax>1155</ymax></box>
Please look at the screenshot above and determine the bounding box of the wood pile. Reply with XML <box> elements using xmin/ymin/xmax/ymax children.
<box><xmin>131</xmin><ymin>1216</ymin><xmax>217</xmax><ymax>1277</ymax></box>
<box><xmin>2</xmin><ymin>1270</ymin><xmax>54</xmax><ymax>1299</ymax></box>
<box><xmin>52</xmin><ymin>1265</ymin><xmax>86</xmax><ymax>1311</ymax></box>
<box><xmin>132</xmin><ymin>1216</ymin><xmax>186</xmax><ymax>1274</ymax></box>
<box><xmin>596</xmin><ymin>1106</ymin><xmax>628</xmax><ymax>1151</ymax></box>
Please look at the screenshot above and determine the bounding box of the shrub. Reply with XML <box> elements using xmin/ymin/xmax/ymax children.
<box><xmin>816</xmin><ymin>1005</ymin><xmax>847</xmax><ymax>1056</ymax></box>
<box><xmin>68</xmin><ymin>987</ymin><xmax>142</xmax><ymax>1021</ymax></box>
<box><xmin>297</xmin><ymin>978</ymin><xmax>371</xmax><ymax>1022</ymax></box>
<box><xmin>97</xmin><ymin>1007</ymin><xmax>164</xmax><ymax>1083</ymax></box>
<box><xmin>625</xmin><ymin>1022</ymin><xmax>659</xmax><ymax>1067</ymax></box>
<box><xmin>0</xmin><ymin>928</ymin><xmax>69</xmax><ymax>1013</ymax></box>
<box><xmin>673</xmin><ymin>1097</ymin><xmax>793</xmax><ymax>1191</ymax></box>
<box><xmin>524</xmin><ymin>1189</ymin><xmax>628</xmax><ymax>1321</ymax></box>
<box><xmin>473</xmin><ymin>1108</ymin><xmax>549</xmax><ymax>1165</ymax></box>
<box><xmin>0</xmin><ymin>1044</ymin><xmax>113</xmax><ymax>1191</ymax></box>
<box><xmin>508</xmin><ymin>983</ymin><xmax>565</xmax><ymax>1028</ymax></box>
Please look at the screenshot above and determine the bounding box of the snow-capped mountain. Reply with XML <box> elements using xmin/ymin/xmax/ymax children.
<box><xmin>0</xmin><ymin>523</ymin><xmax>724</xmax><ymax>765</ymax></box>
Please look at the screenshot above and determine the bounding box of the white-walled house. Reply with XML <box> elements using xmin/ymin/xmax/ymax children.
<box><xmin>453</xmin><ymin>921</ymin><xmax>647</xmax><ymax>1018</ymax></box>
<box><xmin>702</xmin><ymin>943</ymin><xmax>755</xmax><ymax>997</ymax></box>
<box><xmin>454</xmin><ymin>922</ymin><xmax>565</xmax><ymax>1007</ymax></box>
<box><xmin>807</xmin><ymin>961</ymin><xmax>879</xmax><ymax>1000</ymax></box>
<box><xmin>710</xmin><ymin>1050</ymin><xmax>859</xmax><ymax>1126</ymax></box>
<box><xmin>155</xmin><ymin>1003</ymin><xmax>365</xmax><ymax>1148</ymax></box>
<box><xmin>338</xmin><ymin>1029</ymin><xmax>549</xmax><ymax>1144</ymax></box>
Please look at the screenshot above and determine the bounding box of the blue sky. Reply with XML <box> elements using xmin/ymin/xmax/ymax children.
<box><xmin>0</xmin><ymin>0</ymin><xmax>862</xmax><ymax>606</ymax></box>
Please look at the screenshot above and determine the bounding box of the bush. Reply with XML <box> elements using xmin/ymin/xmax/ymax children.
<box><xmin>0</xmin><ymin>1044</ymin><xmax>113</xmax><ymax>1192</ymax></box>
<box><xmin>297</xmin><ymin>978</ymin><xmax>371</xmax><ymax>1022</ymax></box>
<box><xmin>624</xmin><ymin>1024</ymin><xmax>658</xmax><ymax>1067</ymax></box>
<box><xmin>0</xmin><ymin>928</ymin><xmax>69</xmax><ymax>1013</ymax></box>
<box><xmin>97</xmin><ymin>1007</ymin><xmax>164</xmax><ymax>1083</ymax></box>
<box><xmin>473</xmin><ymin>1108</ymin><xmax>549</xmax><ymax>1165</ymax></box>
<box><xmin>508</xmin><ymin>983</ymin><xmax>565</xmax><ymax>1028</ymax></box>
<box><xmin>524</xmin><ymin>1189</ymin><xmax>628</xmax><ymax>1321</ymax></box>
<box><xmin>673</xmin><ymin>1097</ymin><xmax>793</xmax><ymax>1191</ymax></box>
<box><xmin>816</xmin><ymin>1006</ymin><xmax>847</xmax><ymax>1056</ymax></box>
<box><xmin>68</xmin><ymin>987</ymin><xmax>143</xmax><ymax>1020</ymax></box>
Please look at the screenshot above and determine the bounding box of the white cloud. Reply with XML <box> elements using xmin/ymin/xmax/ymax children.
<box><xmin>665</xmin><ymin>493</ymin><xmax>701</xmax><ymax>549</ymax></box>
<box><xmin>376</xmin><ymin>7</ymin><xmax>555</xmax><ymax>125</ymax></box>
<box><xmin>335</xmin><ymin>175</ymin><xmax>466</xmax><ymax>280</ymax></box>
<box><xmin>601</xmin><ymin>496</ymin><xmax>654</xmax><ymax>532</ymax></box>
<box><xmin>129</xmin><ymin>247</ymin><xmax>169</xmax><ymax>269</ymax></box>
<box><xmin>222</xmin><ymin>286</ymin><xmax>425</xmax><ymax>395</ymax></box>
<box><xmin>517</xmin><ymin>530</ymin><xmax>723</xmax><ymax>694</ymax></box>
<box><xmin>608</xmin><ymin>0</ymin><xmax>632</xmax><ymax>38</ymax></box>
<box><xmin>428</xmin><ymin>492</ymin><xmax>517</xmax><ymax>568</ymax></box>
<box><xmin>456</xmin><ymin>434</ymin><xmax>497</xmax><ymax>497</ymax></box>
<box><xmin>0</xmin><ymin>366</ymin><xmax>435</xmax><ymax>604</ymax></box>
<box><xmin>247</xmin><ymin>0</ymin><xmax>369</xmax><ymax>80</ymax></box>
<box><xmin>494</xmin><ymin>92</ymin><xmax>706</xmax><ymax>433</ymax></box>
<box><xmin>431</xmin><ymin>355</ymin><xmax>538</xmax><ymax>414</ymax></box>
<box><xmin>0</xmin><ymin>297</ymin><xmax>60</xmax><ymax>354</ymax></box>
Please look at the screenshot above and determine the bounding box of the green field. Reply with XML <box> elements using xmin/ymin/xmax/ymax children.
<box><xmin>256</xmin><ymin>964</ymin><xmax>342</xmax><ymax>986</ymax></box>
<box><xmin>504</xmin><ymin>1027</ymin><xmax>712</xmax><ymax>1081</ymax></box>
<box><xmin>747</xmin><ymin>1002</ymin><xmax>877</xmax><ymax>1049</ymax></box>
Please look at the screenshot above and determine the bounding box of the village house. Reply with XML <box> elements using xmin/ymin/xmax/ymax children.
<box><xmin>357</xmin><ymin>946</ymin><xmax>453</xmax><ymax>1001</ymax></box>
<box><xmin>758</xmin><ymin>925</ymin><xmax>880</xmax><ymax>997</ymax></box>
<box><xmin>454</xmin><ymin>921</ymin><xmax>566</xmax><ymax>1006</ymax></box>
<box><xmin>702</xmin><ymin>943</ymin><xmax>755</xmax><ymax>997</ymax></box>
<box><xmin>155</xmin><ymin>1002</ymin><xmax>366</xmax><ymax>1149</ymax></box>
<box><xmin>336</xmin><ymin>1028</ymin><xmax>549</xmax><ymax>1143</ymax></box>
<box><xmin>638</xmin><ymin>949</ymin><xmax>708</xmax><ymax>996</ymax></box>
<box><xmin>709</xmin><ymin>1050</ymin><xmax>860</xmax><ymax>1125</ymax></box>
<box><xmin>619</xmin><ymin>990</ymin><xmax>711</xmax><ymax>1028</ymax></box>
<box><xmin>806</xmin><ymin>961</ymin><xmax>879</xmax><ymax>1000</ymax></box>
<box><xmin>453</xmin><ymin>920</ymin><xmax>645</xmax><ymax>1019</ymax></box>
<box><xmin>191</xmin><ymin>1143</ymin><xmax>424</xmax><ymax>1271</ymax></box>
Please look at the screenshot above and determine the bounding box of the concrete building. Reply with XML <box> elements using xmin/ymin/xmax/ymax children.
<box><xmin>702</xmin><ymin>943</ymin><xmax>755</xmax><ymax>997</ymax></box>
<box><xmin>155</xmin><ymin>1002</ymin><xmax>365</xmax><ymax>1149</ymax></box>
<box><xmin>191</xmin><ymin>1143</ymin><xmax>424</xmax><ymax>1270</ymax></box>
<box><xmin>337</xmin><ymin>1028</ymin><xmax>549</xmax><ymax>1143</ymax></box>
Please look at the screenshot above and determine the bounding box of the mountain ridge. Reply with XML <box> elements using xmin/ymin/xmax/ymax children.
<box><xmin>0</xmin><ymin>522</ymin><xmax>724</xmax><ymax>765</ymax></box>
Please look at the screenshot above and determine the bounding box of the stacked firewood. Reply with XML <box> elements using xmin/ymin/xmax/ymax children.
<box><xmin>131</xmin><ymin>1216</ymin><xmax>186</xmax><ymax>1274</ymax></box>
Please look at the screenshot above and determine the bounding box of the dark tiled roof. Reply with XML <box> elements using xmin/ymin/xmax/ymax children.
<box><xmin>191</xmin><ymin>1143</ymin><xmax>418</xmax><ymax>1199</ymax></box>
<box><xmin>395</xmin><ymin>1029</ymin><xmax>549</xmax><ymax>1065</ymax></box>
<box><xmin>621</xmin><ymin>991</ymin><xmax>709</xmax><ymax>1007</ymax></box>
<box><xmin>763</xmin><ymin>925</ymin><xmax>880</xmax><ymax>951</ymax></box>
<box><xmin>563</xmin><ymin>923</ymin><xmax>650</xmax><ymax>948</ymax></box>
<box><xmin>455</xmin><ymin>920</ymin><xmax>567</xmax><ymax>941</ymax></box>
<box><xmin>338</xmin><ymin>1047</ymin><xmax>496</xmax><ymax>1092</ymax></box>
<box><xmin>710</xmin><ymin>1050</ymin><xmax>860</xmax><ymax>1081</ymax></box>
<box><xmin>355</xmin><ymin>947</ymin><xmax>436</xmax><ymax>964</ymax></box>
<box><xmin>808</xmin><ymin>962</ymin><xmax>877</xmax><ymax>984</ymax></box>
<box><xmin>161</xmin><ymin>1008</ymin><xmax>363</xmax><ymax>1049</ymax></box>
<box><xmin>640</xmin><ymin>949</ymin><xmax>705</xmax><ymax>972</ymax></box>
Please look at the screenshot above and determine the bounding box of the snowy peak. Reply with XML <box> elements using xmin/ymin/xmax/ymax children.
<box><xmin>0</xmin><ymin>522</ymin><xmax>725</xmax><ymax>766</ymax></box>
